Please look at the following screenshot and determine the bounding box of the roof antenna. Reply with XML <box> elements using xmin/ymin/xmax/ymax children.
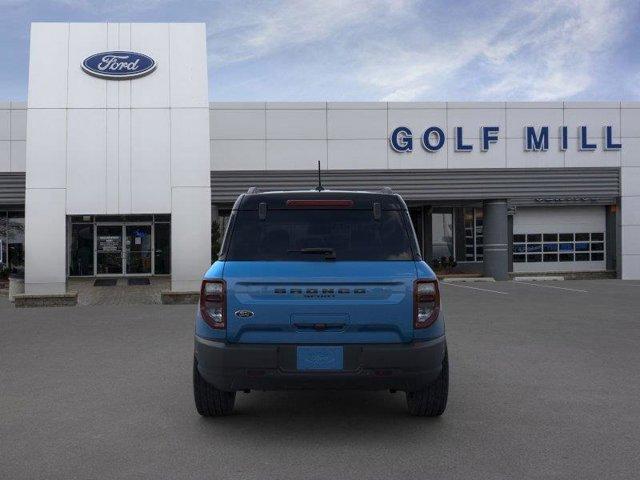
<box><xmin>316</xmin><ymin>160</ymin><xmax>324</xmax><ymax>191</ymax></box>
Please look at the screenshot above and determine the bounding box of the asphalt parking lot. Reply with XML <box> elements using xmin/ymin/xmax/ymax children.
<box><xmin>1</xmin><ymin>279</ymin><xmax>639</xmax><ymax>480</ymax></box>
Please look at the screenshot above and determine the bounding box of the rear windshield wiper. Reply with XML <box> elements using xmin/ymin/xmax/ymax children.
<box><xmin>287</xmin><ymin>247</ymin><xmax>336</xmax><ymax>260</ymax></box>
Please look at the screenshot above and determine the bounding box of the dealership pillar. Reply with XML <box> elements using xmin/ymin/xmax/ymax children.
<box><xmin>23</xmin><ymin>23</ymin><xmax>211</xmax><ymax>294</ymax></box>
<box><xmin>483</xmin><ymin>200</ymin><xmax>509</xmax><ymax>280</ymax></box>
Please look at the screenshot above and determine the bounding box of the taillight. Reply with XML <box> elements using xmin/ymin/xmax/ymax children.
<box><xmin>200</xmin><ymin>280</ymin><xmax>226</xmax><ymax>329</ymax></box>
<box><xmin>414</xmin><ymin>280</ymin><xmax>440</xmax><ymax>328</ymax></box>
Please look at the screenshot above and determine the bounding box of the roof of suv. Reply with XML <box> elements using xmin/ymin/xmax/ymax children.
<box><xmin>234</xmin><ymin>188</ymin><xmax>408</xmax><ymax>211</ymax></box>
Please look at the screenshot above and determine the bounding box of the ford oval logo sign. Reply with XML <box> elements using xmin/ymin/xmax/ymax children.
<box><xmin>82</xmin><ymin>51</ymin><xmax>156</xmax><ymax>80</ymax></box>
<box><xmin>234</xmin><ymin>310</ymin><xmax>254</xmax><ymax>318</ymax></box>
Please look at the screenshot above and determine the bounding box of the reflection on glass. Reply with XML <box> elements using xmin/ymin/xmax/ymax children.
<box><xmin>474</xmin><ymin>208</ymin><xmax>483</xmax><ymax>260</ymax></box>
<box><xmin>70</xmin><ymin>224</ymin><xmax>94</xmax><ymax>276</ymax></box>
<box><xmin>513</xmin><ymin>231</ymin><xmax>606</xmax><ymax>265</ymax></box>
<box><xmin>7</xmin><ymin>212</ymin><xmax>25</xmax><ymax>274</ymax></box>
<box><xmin>154</xmin><ymin>223</ymin><xmax>171</xmax><ymax>274</ymax></box>
<box><xmin>97</xmin><ymin>225</ymin><xmax>123</xmax><ymax>275</ymax></box>
<box><xmin>126</xmin><ymin>225</ymin><xmax>152</xmax><ymax>274</ymax></box>
<box><xmin>69</xmin><ymin>217</ymin><xmax>173</xmax><ymax>277</ymax></box>
<box><xmin>432</xmin><ymin>212</ymin><xmax>454</xmax><ymax>258</ymax></box>
<box><xmin>127</xmin><ymin>252</ymin><xmax>152</xmax><ymax>274</ymax></box>
<box><xmin>0</xmin><ymin>212</ymin><xmax>6</xmax><ymax>268</ymax></box>
<box><xmin>463</xmin><ymin>208</ymin><xmax>474</xmax><ymax>261</ymax></box>
<box><xmin>97</xmin><ymin>253</ymin><xmax>122</xmax><ymax>274</ymax></box>
<box><xmin>462</xmin><ymin>207</ymin><xmax>483</xmax><ymax>262</ymax></box>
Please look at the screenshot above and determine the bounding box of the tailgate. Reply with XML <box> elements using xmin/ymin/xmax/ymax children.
<box><xmin>223</xmin><ymin>261</ymin><xmax>417</xmax><ymax>344</ymax></box>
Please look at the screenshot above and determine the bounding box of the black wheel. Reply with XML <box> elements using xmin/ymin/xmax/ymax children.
<box><xmin>406</xmin><ymin>348</ymin><xmax>449</xmax><ymax>417</ymax></box>
<box><xmin>193</xmin><ymin>358</ymin><xmax>236</xmax><ymax>416</ymax></box>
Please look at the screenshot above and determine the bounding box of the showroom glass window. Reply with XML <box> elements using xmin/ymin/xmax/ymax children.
<box><xmin>463</xmin><ymin>207</ymin><xmax>484</xmax><ymax>262</ymax></box>
<box><xmin>0</xmin><ymin>211</ymin><xmax>6</xmax><ymax>272</ymax></box>
<box><xmin>70</xmin><ymin>218</ymin><xmax>94</xmax><ymax>276</ymax></box>
<box><xmin>5</xmin><ymin>211</ymin><xmax>25</xmax><ymax>274</ymax></box>
<box><xmin>154</xmin><ymin>216</ymin><xmax>171</xmax><ymax>275</ymax></box>
<box><xmin>432</xmin><ymin>209</ymin><xmax>454</xmax><ymax>260</ymax></box>
<box><xmin>68</xmin><ymin>215</ymin><xmax>172</xmax><ymax>277</ymax></box>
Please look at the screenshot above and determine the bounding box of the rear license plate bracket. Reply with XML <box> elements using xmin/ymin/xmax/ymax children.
<box><xmin>296</xmin><ymin>346</ymin><xmax>343</xmax><ymax>371</ymax></box>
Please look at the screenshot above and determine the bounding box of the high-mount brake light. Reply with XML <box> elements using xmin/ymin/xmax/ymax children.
<box><xmin>286</xmin><ymin>199</ymin><xmax>354</xmax><ymax>207</ymax></box>
<box><xmin>413</xmin><ymin>280</ymin><xmax>440</xmax><ymax>328</ymax></box>
<box><xmin>200</xmin><ymin>279</ymin><xmax>226</xmax><ymax>329</ymax></box>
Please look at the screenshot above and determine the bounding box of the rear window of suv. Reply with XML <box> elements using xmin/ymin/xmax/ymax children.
<box><xmin>224</xmin><ymin>209</ymin><xmax>416</xmax><ymax>261</ymax></box>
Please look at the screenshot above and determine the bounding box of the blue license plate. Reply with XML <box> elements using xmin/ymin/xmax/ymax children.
<box><xmin>296</xmin><ymin>346</ymin><xmax>343</xmax><ymax>371</ymax></box>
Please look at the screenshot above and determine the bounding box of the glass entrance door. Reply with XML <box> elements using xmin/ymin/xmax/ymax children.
<box><xmin>96</xmin><ymin>225</ymin><xmax>124</xmax><ymax>275</ymax></box>
<box><xmin>71</xmin><ymin>216</ymin><xmax>167</xmax><ymax>278</ymax></box>
<box><xmin>125</xmin><ymin>225</ymin><xmax>152</xmax><ymax>275</ymax></box>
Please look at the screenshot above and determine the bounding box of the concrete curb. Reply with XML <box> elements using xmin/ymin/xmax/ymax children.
<box><xmin>161</xmin><ymin>291</ymin><xmax>199</xmax><ymax>305</ymax></box>
<box><xmin>514</xmin><ymin>276</ymin><xmax>564</xmax><ymax>282</ymax></box>
<box><xmin>14</xmin><ymin>291</ymin><xmax>78</xmax><ymax>308</ymax></box>
<box><xmin>508</xmin><ymin>270</ymin><xmax>614</xmax><ymax>280</ymax></box>
<box><xmin>442</xmin><ymin>277</ymin><xmax>496</xmax><ymax>283</ymax></box>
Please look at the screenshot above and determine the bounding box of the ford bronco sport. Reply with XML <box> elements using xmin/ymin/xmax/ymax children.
<box><xmin>193</xmin><ymin>188</ymin><xmax>448</xmax><ymax>416</ymax></box>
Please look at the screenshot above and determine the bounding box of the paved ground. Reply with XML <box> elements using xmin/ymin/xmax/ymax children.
<box><xmin>68</xmin><ymin>277</ymin><xmax>170</xmax><ymax>306</ymax></box>
<box><xmin>1</xmin><ymin>279</ymin><xmax>639</xmax><ymax>479</ymax></box>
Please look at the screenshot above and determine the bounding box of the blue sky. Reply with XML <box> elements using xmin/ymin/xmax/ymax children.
<box><xmin>1</xmin><ymin>0</ymin><xmax>639</xmax><ymax>101</ymax></box>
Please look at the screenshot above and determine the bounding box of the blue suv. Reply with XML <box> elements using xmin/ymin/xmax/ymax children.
<box><xmin>193</xmin><ymin>188</ymin><xmax>448</xmax><ymax>416</ymax></box>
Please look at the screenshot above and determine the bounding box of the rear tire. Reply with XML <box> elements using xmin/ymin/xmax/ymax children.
<box><xmin>406</xmin><ymin>348</ymin><xmax>448</xmax><ymax>417</ymax></box>
<box><xmin>193</xmin><ymin>358</ymin><xmax>236</xmax><ymax>416</ymax></box>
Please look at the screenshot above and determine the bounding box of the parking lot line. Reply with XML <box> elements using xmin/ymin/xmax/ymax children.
<box><xmin>442</xmin><ymin>282</ymin><xmax>509</xmax><ymax>295</ymax></box>
<box><xmin>513</xmin><ymin>281</ymin><xmax>588</xmax><ymax>293</ymax></box>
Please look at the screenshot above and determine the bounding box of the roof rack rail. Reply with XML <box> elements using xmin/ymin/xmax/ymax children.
<box><xmin>246</xmin><ymin>186</ymin><xmax>261</xmax><ymax>194</ymax></box>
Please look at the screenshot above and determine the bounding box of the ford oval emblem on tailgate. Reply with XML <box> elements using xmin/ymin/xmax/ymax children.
<box><xmin>235</xmin><ymin>310</ymin><xmax>254</xmax><ymax>318</ymax></box>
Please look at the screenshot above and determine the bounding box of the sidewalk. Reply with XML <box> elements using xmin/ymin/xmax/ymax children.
<box><xmin>68</xmin><ymin>277</ymin><xmax>170</xmax><ymax>306</ymax></box>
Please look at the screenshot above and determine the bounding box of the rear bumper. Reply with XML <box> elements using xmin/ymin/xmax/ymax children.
<box><xmin>194</xmin><ymin>336</ymin><xmax>446</xmax><ymax>392</ymax></box>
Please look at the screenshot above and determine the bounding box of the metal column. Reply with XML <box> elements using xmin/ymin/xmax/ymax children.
<box><xmin>483</xmin><ymin>200</ymin><xmax>509</xmax><ymax>280</ymax></box>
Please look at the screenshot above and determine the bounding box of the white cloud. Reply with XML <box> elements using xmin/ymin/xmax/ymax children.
<box><xmin>358</xmin><ymin>0</ymin><xmax>627</xmax><ymax>101</ymax></box>
<box><xmin>479</xmin><ymin>0</ymin><xmax>625</xmax><ymax>100</ymax></box>
<box><xmin>208</xmin><ymin>0</ymin><xmax>629</xmax><ymax>101</ymax></box>
<box><xmin>18</xmin><ymin>0</ymin><xmax>176</xmax><ymax>11</ymax></box>
<box><xmin>4</xmin><ymin>0</ymin><xmax>631</xmax><ymax>101</ymax></box>
<box><xmin>208</xmin><ymin>0</ymin><xmax>414</xmax><ymax>66</ymax></box>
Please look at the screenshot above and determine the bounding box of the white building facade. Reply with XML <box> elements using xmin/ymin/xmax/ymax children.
<box><xmin>1</xmin><ymin>22</ymin><xmax>639</xmax><ymax>295</ymax></box>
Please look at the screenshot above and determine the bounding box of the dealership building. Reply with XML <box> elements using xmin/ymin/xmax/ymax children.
<box><xmin>1</xmin><ymin>22</ymin><xmax>640</xmax><ymax>298</ymax></box>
